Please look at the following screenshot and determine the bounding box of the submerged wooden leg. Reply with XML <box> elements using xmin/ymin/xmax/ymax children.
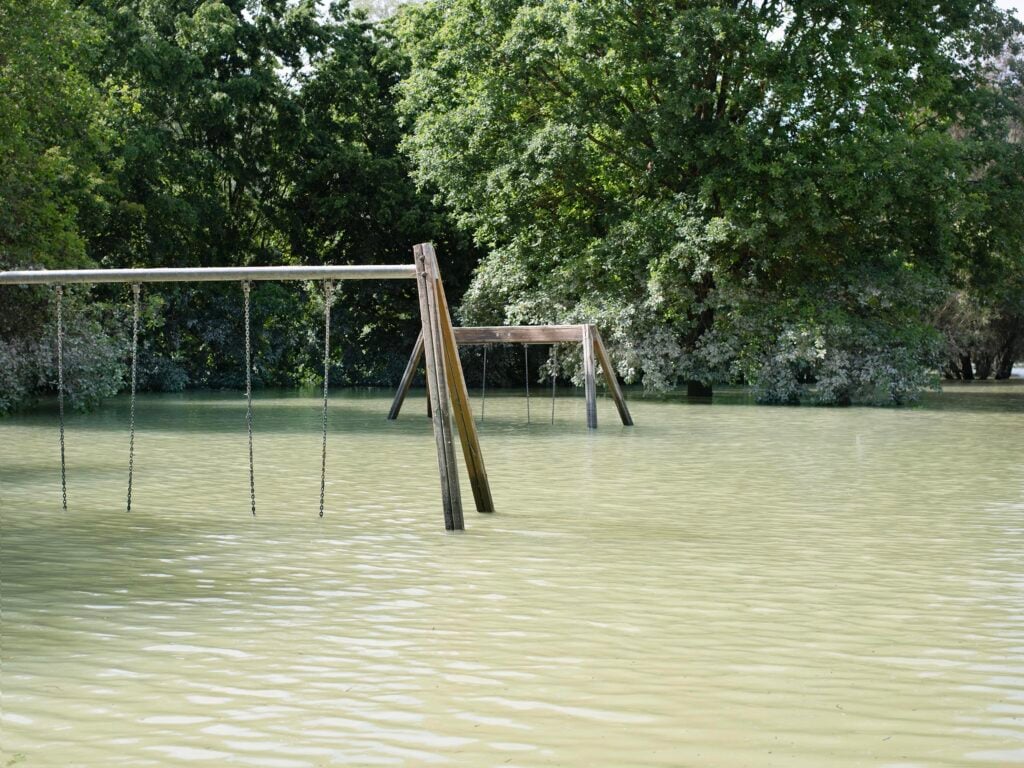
<box><xmin>591</xmin><ymin>326</ymin><xmax>633</xmax><ymax>426</ymax></box>
<box><xmin>388</xmin><ymin>331</ymin><xmax>424</xmax><ymax>420</ymax></box>
<box><xmin>421</xmin><ymin>244</ymin><xmax>495</xmax><ymax>513</ymax></box>
<box><xmin>414</xmin><ymin>244</ymin><xmax>464</xmax><ymax>531</ymax></box>
<box><xmin>582</xmin><ymin>324</ymin><xmax>598</xmax><ymax>429</ymax></box>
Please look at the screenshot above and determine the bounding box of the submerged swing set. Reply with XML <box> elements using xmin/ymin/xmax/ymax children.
<box><xmin>388</xmin><ymin>324</ymin><xmax>634</xmax><ymax>429</ymax></box>
<box><xmin>0</xmin><ymin>244</ymin><xmax>493</xmax><ymax>531</ymax></box>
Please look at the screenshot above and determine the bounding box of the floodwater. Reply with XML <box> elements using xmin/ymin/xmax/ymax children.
<box><xmin>2</xmin><ymin>382</ymin><xmax>1023</xmax><ymax>767</ymax></box>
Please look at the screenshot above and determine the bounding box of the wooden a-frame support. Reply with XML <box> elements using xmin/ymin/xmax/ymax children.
<box><xmin>413</xmin><ymin>243</ymin><xmax>495</xmax><ymax>530</ymax></box>
<box><xmin>388</xmin><ymin>322</ymin><xmax>634</xmax><ymax>430</ymax></box>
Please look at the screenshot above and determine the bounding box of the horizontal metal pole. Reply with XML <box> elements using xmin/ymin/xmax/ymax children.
<box><xmin>0</xmin><ymin>264</ymin><xmax>417</xmax><ymax>285</ymax></box>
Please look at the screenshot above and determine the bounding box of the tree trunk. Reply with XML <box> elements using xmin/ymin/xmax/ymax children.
<box><xmin>975</xmin><ymin>355</ymin><xmax>993</xmax><ymax>380</ymax></box>
<box><xmin>959</xmin><ymin>354</ymin><xmax>974</xmax><ymax>381</ymax></box>
<box><xmin>995</xmin><ymin>352</ymin><xmax>1015</xmax><ymax>379</ymax></box>
<box><xmin>994</xmin><ymin>332</ymin><xmax>1017</xmax><ymax>380</ymax></box>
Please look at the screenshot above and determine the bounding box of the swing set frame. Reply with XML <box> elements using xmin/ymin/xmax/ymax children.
<box><xmin>388</xmin><ymin>324</ymin><xmax>634</xmax><ymax>429</ymax></box>
<box><xmin>0</xmin><ymin>243</ymin><xmax>492</xmax><ymax>531</ymax></box>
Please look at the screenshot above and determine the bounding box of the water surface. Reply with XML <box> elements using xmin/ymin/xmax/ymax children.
<box><xmin>2</xmin><ymin>383</ymin><xmax>1024</xmax><ymax>766</ymax></box>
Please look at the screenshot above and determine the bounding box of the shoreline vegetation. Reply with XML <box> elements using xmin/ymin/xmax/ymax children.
<box><xmin>6</xmin><ymin>372</ymin><xmax>1022</xmax><ymax>420</ymax></box>
<box><xmin>2</xmin><ymin>0</ymin><xmax>1022</xmax><ymax>414</ymax></box>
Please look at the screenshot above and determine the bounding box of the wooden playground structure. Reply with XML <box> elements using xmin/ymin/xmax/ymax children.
<box><xmin>0</xmin><ymin>243</ymin><xmax>492</xmax><ymax>531</ymax></box>
<box><xmin>388</xmin><ymin>324</ymin><xmax>633</xmax><ymax>429</ymax></box>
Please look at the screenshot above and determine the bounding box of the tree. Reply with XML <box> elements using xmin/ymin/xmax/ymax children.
<box><xmin>939</xmin><ymin>48</ymin><xmax>1024</xmax><ymax>380</ymax></box>
<box><xmin>0</xmin><ymin>0</ymin><xmax>478</xmax><ymax>412</ymax></box>
<box><xmin>396</xmin><ymin>0</ymin><xmax>1022</xmax><ymax>403</ymax></box>
<box><xmin>353</xmin><ymin>0</ymin><xmax>418</xmax><ymax>19</ymax></box>
<box><xmin>0</xmin><ymin>0</ymin><xmax>125</xmax><ymax>411</ymax></box>
<box><xmin>278</xmin><ymin>4</ymin><xmax>479</xmax><ymax>386</ymax></box>
<box><xmin>69</xmin><ymin>0</ymin><xmax>332</xmax><ymax>389</ymax></box>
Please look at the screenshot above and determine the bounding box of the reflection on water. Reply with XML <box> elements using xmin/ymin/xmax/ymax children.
<box><xmin>2</xmin><ymin>382</ymin><xmax>1023</xmax><ymax>767</ymax></box>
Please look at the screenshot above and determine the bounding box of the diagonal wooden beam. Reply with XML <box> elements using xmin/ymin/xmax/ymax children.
<box><xmin>422</xmin><ymin>244</ymin><xmax>495</xmax><ymax>514</ymax></box>
<box><xmin>388</xmin><ymin>330</ymin><xmax>424</xmax><ymax>420</ymax></box>
<box><xmin>413</xmin><ymin>244</ymin><xmax>463</xmax><ymax>530</ymax></box>
<box><xmin>591</xmin><ymin>326</ymin><xmax>634</xmax><ymax>426</ymax></box>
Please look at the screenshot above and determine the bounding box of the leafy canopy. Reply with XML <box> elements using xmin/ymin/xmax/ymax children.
<box><xmin>397</xmin><ymin>0</ymin><xmax>1023</xmax><ymax>403</ymax></box>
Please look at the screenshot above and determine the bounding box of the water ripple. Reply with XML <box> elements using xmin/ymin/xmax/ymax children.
<box><xmin>2</xmin><ymin>386</ymin><xmax>1024</xmax><ymax>766</ymax></box>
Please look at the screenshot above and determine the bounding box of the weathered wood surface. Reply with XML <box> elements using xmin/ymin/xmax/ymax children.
<box><xmin>413</xmin><ymin>244</ymin><xmax>463</xmax><ymax>531</ymax></box>
<box><xmin>388</xmin><ymin>331</ymin><xmax>424</xmax><ymax>420</ymax></box>
<box><xmin>581</xmin><ymin>324</ymin><xmax>598</xmax><ymax>429</ymax></box>
<box><xmin>591</xmin><ymin>326</ymin><xmax>634</xmax><ymax>426</ymax></box>
<box><xmin>423</xmin><ymin>244</ymin><xmax>495</xmax><ymax>514</ymax></box>
<box><xmin>452</xmin><ymin>326</ymin><xmax>585</xmax><ymax>344</ymax></box>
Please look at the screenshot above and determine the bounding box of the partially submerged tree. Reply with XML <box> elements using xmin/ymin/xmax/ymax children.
<box><xmin>940</xmin><ymin>48</ymin><xmax>1024</xmax><ymax>380</ymax></box>
<box><xmin>397</xmin><ymin>0</ymin><xmax>1023</xmax><ymax>402</ymax></box>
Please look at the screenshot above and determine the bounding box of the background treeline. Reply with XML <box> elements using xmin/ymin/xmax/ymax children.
<box><xmin>1</xmin><ymin>0</ymin><xmax>1023</xmax><ymax>412</ymax></box>
<box><xmin>0</xmin><ymin>0</ymin><xmax>479</xmax><ymax>412</ymax></box>
<box><xmin>397</xmin><ymin>0</ymin><xmax>1024</xmax><ymax>403</ymax></box>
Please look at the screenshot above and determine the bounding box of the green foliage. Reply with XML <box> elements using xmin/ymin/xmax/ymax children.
<box><xmin>2</xmin><ymin>0</ymin><xmax>1022</xmax><ymax>412</ymax></box>
<box><xmin>0</xmin><ymin>0</ymin><xmax>125</xmax><ymax>412</ymax></box>
<box><xmin>397</xmin><ymin>0</ymin><xmax>1023</xmax><ymax>403</ymax></box>
<box><xmin>50</xmin><ymin>293</ymin><xmax>127</xmax><ymax>410</ymax></box>
<box><xmin>276</xmin><ymin>6</ymin><xmax>479</xmax><ymax>387</ymax></box>
<box><xmin>0</xmin><ymin>0</ymin><xmax>106</xmax><ymax>271</ymax></box>
<box><xmin>0</xmin><ymin>289</ymin><xmax>125</xmax><ymax>412</ymax></box>
<box><xmin>78</xmin><ymin>0</ymin><xmax>475</xmax><ymax>392</ymax></box>
<box><xmin>937</xmin><ymin>51</ymin><xmax>1024</xmax><ymax>379</ymax></box>
<box><xmin>82</xmin><ymin>0</ymin><xmax>328</xmax><ymax>269</ymax></box>
<box><xmin>0</xmin><ymin>0</ymin><xmax>476</xmax><ymax>412</ymax></box>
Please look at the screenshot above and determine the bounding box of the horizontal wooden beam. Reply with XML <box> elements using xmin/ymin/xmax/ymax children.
<box><xmin>0</xmin><ymin>264</ymin><xmax>417</xmax><ymax>285</ymax></box>
<box><xmin>452</xmin><ymin>325</ymin><xmax>584</xmax><ymax>344</ymax></box>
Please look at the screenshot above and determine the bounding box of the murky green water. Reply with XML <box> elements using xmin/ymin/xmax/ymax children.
<box><xmin>2</xmin><ymin>383</ymin><xmax>1024</xmax><ymax>767</ymax></box>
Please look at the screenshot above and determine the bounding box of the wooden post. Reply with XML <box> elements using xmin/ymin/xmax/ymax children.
<box><xmin>413</xmin><ymin>244</ymin><xmax>464</xmax><ymax>531</ymax></box>
<box><xmin>421</xmin><ymin>244</ymin><xmax>495</xmax><ymax>513</ymax></box>
<box><xmin>388</xmin><ymin>331</ymin><xmax>424</xmax><ymax>420</ymax></box>
<box><xmin>591</xmin><ymin>326</ymin><xmax>633</xmax><ymax>426</ymax></box>
<box><xmin>582</xmin><ymin>323</ymin><xmax>598</xmax><ymax>429</ymax></box>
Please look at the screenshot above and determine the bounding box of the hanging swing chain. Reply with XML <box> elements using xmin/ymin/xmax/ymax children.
<box><xmin>56</xmin><ymin>285</ymin><xmax>67</xmax><ymax>511</ymax></box>
<box><xmin>243</xmin><ymin>281</ymin><xmax>255</xmax><ymax>517</ymax></box>
<box><xmin>480</xmin><ymin>345</ymin><xmax>487</xmax><ymax>422</ymax></box>
<box><xmin>524</xmin><ymin>344</ymin><xmax>530</xmax><ymax>424</ymax></box>
<box><xmin>319</xmin><ymin>280</ymin><xmax>334</xmax><ymax>519</ymax></box>
<box><xmin>126</xmin><ymin>283</ymin><xmax>141</xmax><ymax>512</ymax></box>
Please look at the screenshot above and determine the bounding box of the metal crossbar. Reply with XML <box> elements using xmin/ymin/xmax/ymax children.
<box><xmin>0</xmin><ymin>265</ymin><xmax>416</xmax><ymax>285</ymax></box>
